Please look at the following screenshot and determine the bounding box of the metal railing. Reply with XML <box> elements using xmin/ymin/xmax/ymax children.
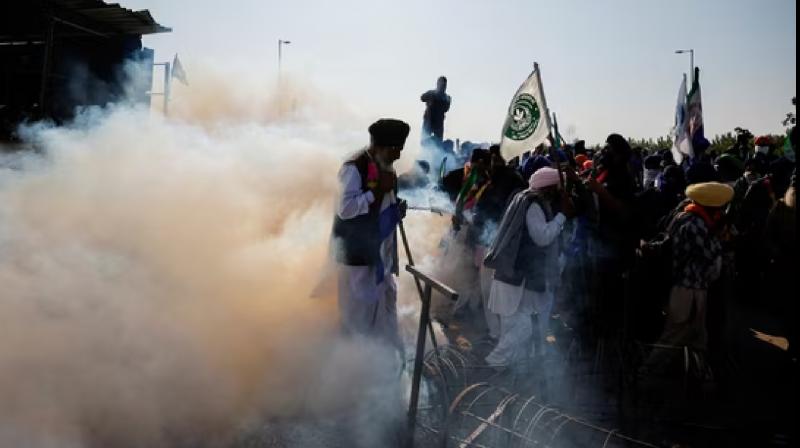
<box><xmin>405</xmin><ymin>264</ymin><xmax>459</xmax><ymax>448</ymax></box>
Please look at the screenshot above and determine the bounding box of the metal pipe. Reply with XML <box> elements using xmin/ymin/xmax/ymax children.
<box><xmin>675</xmin><ymin>49</ymin><xmax>695</xmax><ymax>85</ymax></box>
<box><xmin>406</xmin><ymin>265</ymin><xmax>459</xmax><ymax>299</ymax></box>
<box><xmin>278</xmin><ymin>39</ymin><xmax>291</xmax><ymax>78</ymax></box>
<box><xmin>163</xmin><ymin>61</ymin><xmax>170</xmax><ymax>116</ymax></box>
<box><xmin>405</xmin><ymin>265</ymin><xmax>459</xmax><ymax>448</ymax></box>
<box><xmin>407</xmin><ymin>283</ymin><xmax>433</xmax><ymax>448</ymax></box>
<box><xmin>399</xmin><ymin>219</ymin><xmax>441</xmax><ymax>351</ymax></box>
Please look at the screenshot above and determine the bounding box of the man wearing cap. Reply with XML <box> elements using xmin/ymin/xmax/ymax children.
<box><xmin>754</xmin><ymin>135</ymin><xmax>775</xmax><ymax>161</ymax></box>
<box><xmin>332</xmin><ymin>119</ymin><xmax>410</xmax><ymax>349</ymax></box>
<box><xmin>483</xmin><ymin>167</ymin><xmax>575</xmax><ymax>366</ymax></box>
<box><xmin>650</xmin><ymin>182</ymin><xmax>734</xmax><ymax>362</ymax></box>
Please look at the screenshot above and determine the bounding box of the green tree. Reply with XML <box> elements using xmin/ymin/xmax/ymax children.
<box><xmin>626</xmin><ymin>135</ymin><xmax>673</xmax><ymax>154</ymax></box>
<box><xmin>709</xmin><ymin>132</ymin><xmax>737</xmax><ymax>156</ymax></box>
<box><xmin>782</xmin><ymin>96</ymin><xmax>796</xmax><ymax>127</ymax></box>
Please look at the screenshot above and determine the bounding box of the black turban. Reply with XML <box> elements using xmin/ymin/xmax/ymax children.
<box><xmin>369</xmin><ymin>119</ymin><xmax>410</xmax><ymax>147</ymax></box>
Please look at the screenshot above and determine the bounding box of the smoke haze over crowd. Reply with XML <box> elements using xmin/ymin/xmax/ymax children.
<box><xmin>0</xmin><ymin>63</ymin><xmax>442</xmax><ymax>447</ymax></box>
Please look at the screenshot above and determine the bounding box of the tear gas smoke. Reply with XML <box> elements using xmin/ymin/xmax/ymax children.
<box><xmin>0</xmin><ymin>62</ymin><xmax>447</xmax><ymax>447</ymax></box>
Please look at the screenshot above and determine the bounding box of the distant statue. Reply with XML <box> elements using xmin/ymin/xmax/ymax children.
<box><xmin>421</xmin><ymin>76</ymin><xmax>451</xmax><ymax>147</ymax></box>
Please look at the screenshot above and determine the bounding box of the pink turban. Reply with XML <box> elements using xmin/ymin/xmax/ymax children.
<box><xmin>529</xmin><ymin>167</ymin><xmax>560</xmax><ymax>190</ymax></box>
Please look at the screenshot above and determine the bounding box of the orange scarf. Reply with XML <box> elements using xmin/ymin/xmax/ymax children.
<box><xmin>684</xmin><ymin>203</ymin><xmax>720</xmax><ymax>229</ymax></box>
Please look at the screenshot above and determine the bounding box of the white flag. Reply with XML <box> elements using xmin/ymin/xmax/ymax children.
<box><xmin>500</xmin><ymin>68</ymin><xmax>552</xmax><ymax>159</ymax></box>
<box><xmin>671</xmin><ymin>74</ymin><xmax>692</xmax><ymax>164</ymax></box>
<box><xmin>172</xmin><ymin>54</ymin><xmax>189</xmax><ymax>86</ymax></box>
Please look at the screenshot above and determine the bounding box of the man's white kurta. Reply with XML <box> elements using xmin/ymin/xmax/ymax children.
<box><xmin>485</xmin><ymin>201</ymin><xmax>565</xmax><ymax>366</ymax></box>
<box><xmin>335</xmin><ymin>163</ymin><xmax>401</xmax><ymax>348</ymax></box>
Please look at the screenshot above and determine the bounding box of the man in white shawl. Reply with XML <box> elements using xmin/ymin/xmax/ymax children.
<box><xmin>483</xmin><ymin>167</ymin><xmax>574</xmax><ymax>366</ymax></box>
<box><xmin>331</xmin><ymin>119</ymin><xmax>410</xmax><ymax>351</ymax></box>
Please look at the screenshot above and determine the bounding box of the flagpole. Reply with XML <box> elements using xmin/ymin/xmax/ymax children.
<box><xmin>534</xmin><ymin>62</ymin><xmax>553</xmax><ymax>138</ymax></box>
<box><xmin>552</xmin><ymin>112</ymin><xmax>561</xmax><ymax>148</ymax></box>
<box><xmin>534</xmin><ymin>62</ymin><xmax>565</xmax><ymax>188</ymax></box>
<box><xmin>551</xmin><ymin>112</ymin><xmax>565</xmax><ymax>190</ymax></box>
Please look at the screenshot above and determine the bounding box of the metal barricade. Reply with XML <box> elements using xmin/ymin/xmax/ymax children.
<box><xmin>405</xmin><ymin>264</ymin><xmax>459</xmax><ymax>448</ymax></box>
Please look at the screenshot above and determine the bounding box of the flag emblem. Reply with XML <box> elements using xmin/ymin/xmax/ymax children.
<box><xmin>504</xmin><ymin>93</ymin><xmax>541</xmax><ymax>141</ymax></box>
<box><xmin>499</xmin><ymin>65</ymin><xmax>551</xmax><ymax>158</ymax></box>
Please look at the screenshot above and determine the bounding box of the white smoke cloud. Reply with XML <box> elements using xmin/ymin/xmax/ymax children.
<box><xmin>0</xmin><ymin>62</ymin><xmax>447</xmax><ymax>447</ymax></box>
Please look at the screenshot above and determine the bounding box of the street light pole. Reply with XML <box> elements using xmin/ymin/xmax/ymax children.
<box><xmin>675</xmin><ymin>49</ymin><xmax>695</xmax><ymax>85</ymax></box>
<box><xmin>153</xmin><ymin>61</ymin><xmax>171</xmax><ymax>116</ymax></box>
<box><xmin>278</xmin><ymin>39</ymin><xmax>291</xmax><ymax>78</ymax></box>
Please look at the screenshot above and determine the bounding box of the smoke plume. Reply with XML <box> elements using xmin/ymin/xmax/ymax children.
<box><xmin>0</xmin><ymin>62</ymin><xmax>445</xmax><ymax>447</ymax></box>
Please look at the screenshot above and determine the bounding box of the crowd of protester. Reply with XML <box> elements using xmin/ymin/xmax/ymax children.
<box><xmin>401</xmin><ymin>126</ymin><xmax>797</xmax><ymax>375</ymax></box>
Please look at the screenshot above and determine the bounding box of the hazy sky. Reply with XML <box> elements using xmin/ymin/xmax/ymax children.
<box><xmin>127</xmin><ymin>0</ymin><xmax>796</xmax><ymax>145</ymax></box>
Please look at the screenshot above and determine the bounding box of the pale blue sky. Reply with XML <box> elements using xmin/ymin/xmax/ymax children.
<box><xmin>128</xmin><ymin>0</ymin><xmax>796</xmax><ymax>145</ymax></box>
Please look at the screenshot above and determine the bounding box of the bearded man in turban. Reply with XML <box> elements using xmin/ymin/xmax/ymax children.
<box><xmin>332</xmin><ymin>119</ymin><xmax>410</xmax><ymax>349</ymax></box>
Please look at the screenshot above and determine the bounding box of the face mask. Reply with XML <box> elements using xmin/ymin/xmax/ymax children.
<box><xmin>756</xmin><ymin>146</ymin><xmax>770</xmax><ymax>155</ymax></box>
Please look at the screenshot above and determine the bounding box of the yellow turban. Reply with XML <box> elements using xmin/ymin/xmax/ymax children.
<box><xmin>685</xmin><ymin>182</ymin><xmax>735</xmax><ymax>208</ymax></box>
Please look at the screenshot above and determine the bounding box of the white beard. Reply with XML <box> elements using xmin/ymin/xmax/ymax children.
<box><xmin>375</xmin><ymin>154</ymin><xmax>394</xmax><ymax>172</ymax></box>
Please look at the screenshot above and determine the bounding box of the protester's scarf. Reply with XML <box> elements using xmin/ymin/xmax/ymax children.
<box><xmin>684</xmin><ymin>203</ymin><xmax>721</xmax><ymax>230</ymax></box>
<box><xmin>366</xmin><ymin>153</ymin><xmax>400</xmax><ymax>284</ymax></box>
<box><xmin>375</xmin><ymin>202</ymin><xmax>400</xmax><ymax>284</ymax></box>
<box><xmin>483</xmin><ymin>190</ymin><xmax>535</xmax><ymax>276</ymax></box>
<box><xmin>366</xmin><ymin>160</ymin><xmax>380</xmax><ymax>190</ymax></box>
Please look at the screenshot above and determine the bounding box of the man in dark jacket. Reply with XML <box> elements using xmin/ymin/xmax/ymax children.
<box><xmin>647</xmin><ymin>182</ymin><xmax>734</xmax><ymax>368</ymax></box>
<box><xmin>421</xmin><ymin>76</ymin><xmax>451</xmax><ymax>147</ymax></box>
<box><xmin>583</xmin><ymin>134</ymin><xmax>637</xmax><ymax>338</ymax></box>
